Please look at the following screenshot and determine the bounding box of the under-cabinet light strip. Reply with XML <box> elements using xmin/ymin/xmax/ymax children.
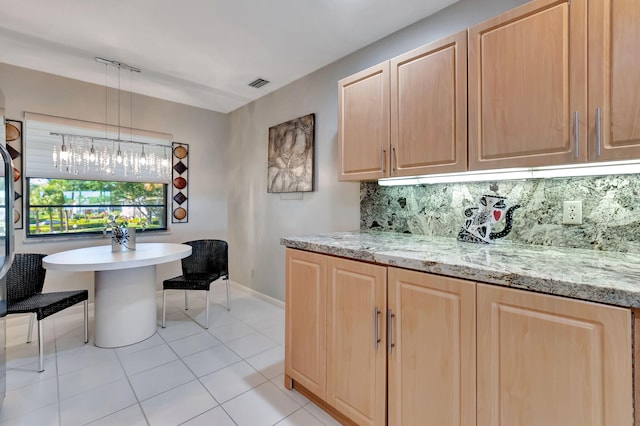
<box><xmin>377</xmin><ymin>160</ymin><xmax>640</xmax><ymax>186</ymax></box>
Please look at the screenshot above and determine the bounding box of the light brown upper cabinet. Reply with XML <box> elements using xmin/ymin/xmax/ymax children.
<box><xmin>338</xmin><ymin>62</ymin><xmax>390</xmax><ymax>181</ymax></box>
<box><xmin>340</xmin><ymin>0</ymin><xmax>640</xmax><ymax>181</ymax></box>
<box><xmin>468</xmin><ymin>0</ymin><xmax>588</xmax><ymax>170</ymax></box>
<box><xmin>588</xmin><ymin>0</ymin><xmax>640</xmax><ymax>161</ymax></box>
<box><xmin>390</xmin><ymin>31</ymin><xmax>468</xmax><ymax>177</ymax></box>
<box><xmin>338</xmin><ymin>30</ymin><xmax>467</xmax><ymax>181</ymax></box>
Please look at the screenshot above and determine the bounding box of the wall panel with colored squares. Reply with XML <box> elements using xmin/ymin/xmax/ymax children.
<box><xmin>5</xmin><ymin>119</ymin><xmax>23</xmax><ymax>229</ymax></box>
<box><xmin>171</xmin><ymin>142</ymin><xmax>188</xmax><ymax>223</ymax></box>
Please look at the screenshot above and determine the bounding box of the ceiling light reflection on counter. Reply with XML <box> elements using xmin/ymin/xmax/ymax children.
<box><xmin>377</xmin><ymin>160</ymin><xmax>640</xmax><ymax>186</ymax></box>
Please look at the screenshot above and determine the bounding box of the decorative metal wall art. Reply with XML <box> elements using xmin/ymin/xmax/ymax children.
<box><xmin>267</xmin><ymin>113</ymin><xmax>315</xmax><ymax>193</ymax></box>
<box><xmin>6</xmin><ymin>119</ymin><xmax>23</xmax><ymax>229</ymax></box>
<box><xmin>171</xmin><ymin>142</ymin><xmax>189</xmax><ymax>223</ymax></box>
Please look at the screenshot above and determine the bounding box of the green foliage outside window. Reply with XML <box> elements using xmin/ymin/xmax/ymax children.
<box><xmin>27</xmin><ymin>178</ymin><xmax>167</xmax><ymax>237</ymax></box>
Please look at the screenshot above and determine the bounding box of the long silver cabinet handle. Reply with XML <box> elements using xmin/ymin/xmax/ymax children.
<box><xmin>574</xmin><ymin>111</ymin><xmax>579</xmax><ymax>158</ymax></box>
<box><xmin>595</xmin><ymin>107</ymin><xmax>601</xmax><ymax>157</ymax></box>
<box><xmin>387</xmin><ymin>309</ymin><xmax>395</xmax><ymax>355</ymax></box>
<box><xmin>374</xmin><ymin>306</ymin><xmax>381</xmax><ymax>350</ymax></box>
<box><xmin>381</xmin><ymin>147</ymin><xmax>386</xmax><ymax>173</ymax></box>
<box><xmin>391</xmin><ymin>145</ymin><xmax>397</xmax><ymax>172</ymax></box>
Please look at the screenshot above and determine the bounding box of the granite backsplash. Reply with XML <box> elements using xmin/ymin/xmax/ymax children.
<box><xmin>360</xmin><ymin>175</ymin><xmax>640</xmax><ymax>253</ymax></box>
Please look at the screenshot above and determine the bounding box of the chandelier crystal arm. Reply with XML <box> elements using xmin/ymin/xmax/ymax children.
<box><xmin>50</xmin><ymin>133</ymin><xmax>170</xmax><ymax>150</ymax></box>
<box><xmin>50</xmin><ymin>132</ymin><xmax>172</xmax><ymax>180</ymax></box>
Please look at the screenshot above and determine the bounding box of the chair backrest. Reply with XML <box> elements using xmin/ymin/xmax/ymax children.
<box><xmin>182</xmin><ymin>240</ymin><xmax>228</xmax><ymax>277</ymax></box>
<box><xmin>7</xmin><ymin>253</ymin><xmax>47</xmax><ymax>303</ymax></box>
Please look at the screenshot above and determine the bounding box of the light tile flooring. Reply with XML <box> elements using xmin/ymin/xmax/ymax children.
<box><xmin>1</xmin><ymin>286</ymin><xmax>340</xmax><ymax>426</ymax></box>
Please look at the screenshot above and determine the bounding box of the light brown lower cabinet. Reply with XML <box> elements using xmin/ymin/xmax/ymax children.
<box><xmin>476</xmin><ymin>283</ymin><xmax>633</xmax><ymax>426</ymax></box>
<box><xmin>387</xmin><ymin>267</ymin><xmax>476</xmax><ymax>426</ymax></box>
<box><xmin>284</xmin><ymin>248</ymin><xmax>635</xmax><ymax>425</ymax></box>
<box><xmin>326</xmin><ymin>256</ymin><xmax>387</xmax><ymax>426</ymax></box>
<box><xmin>286</xmin><ymin>248</ymin><xmax>386</xmax><ymax>425</ymax></box>
<box><xmin>284</xmin><ymin>249</ymin><xmax>327</xmax><ymax>399</ymax></box>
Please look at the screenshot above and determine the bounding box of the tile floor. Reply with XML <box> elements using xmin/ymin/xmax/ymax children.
<box><xmin>1</xmin><ymin>285</ymin><xmax>341</xmax><ymax>426</ymax></box>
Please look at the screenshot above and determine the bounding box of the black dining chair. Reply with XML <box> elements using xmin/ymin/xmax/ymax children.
<box><xmin>7</xmin><ymin>253</ymin><xmax>88</xmax><ymax>372</ymax></box>
<box><xmin>162</xmin><ymin>239</ymin><xmax>230</xmax><ymax>329</ymax></box>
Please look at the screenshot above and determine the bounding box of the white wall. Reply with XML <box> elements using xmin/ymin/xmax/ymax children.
<box><xmin>0</xmin><ymin>0</ymin><xmax>530</xmax><ymax>303</ymax></box>
<box><xmin>227</xmin><ymin>0</ymin><xmax>529</xmax><ymax>301</ymax></box>
<box><xmin>0</xmin><ymin>63</ymin><xmax>229</xmax><ymax>299</ymax></box>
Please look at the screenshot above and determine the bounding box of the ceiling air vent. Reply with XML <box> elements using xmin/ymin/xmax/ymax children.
<box><xmin>248</xmin><ymin>78</ymin><xmax>270</xmax><ymax>88</ymax></box>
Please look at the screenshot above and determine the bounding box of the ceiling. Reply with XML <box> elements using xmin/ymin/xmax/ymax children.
<box><xmin>0</xmin><ymin>0</ymin><xmax>457</xmax><ymax>113</ymax></box>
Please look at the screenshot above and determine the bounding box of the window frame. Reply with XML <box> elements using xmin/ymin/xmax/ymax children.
<box><xmin>25</xmin><ymin>177</ymin><xmax>169</xmax><ymax>238</ymax></box>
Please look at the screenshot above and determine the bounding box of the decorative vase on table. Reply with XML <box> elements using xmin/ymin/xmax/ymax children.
<box><xmin>111</xmin><ymin>227</ymin><xmax>136</xmax><ymax>252</ymax></box>
<box><xmin>105</xmin><ymin>214</ymin><xmax>140</xmax><ymax>252</ymax></box>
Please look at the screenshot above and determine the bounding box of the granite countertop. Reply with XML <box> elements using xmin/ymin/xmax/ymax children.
<box><xmin>281</xmin><ymin>231</ymin><xmax>640</xmax><ymax>309</ymax></box>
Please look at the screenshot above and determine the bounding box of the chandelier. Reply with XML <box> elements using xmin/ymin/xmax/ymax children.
<box><xmin>51</xmin><ymin>133</ymin><xmax>171</xmax><ymax>179</ymax></box>
<box><xmin>51</xmin><ymin>57</ymin><xmax>171</xmax><ymax>180</ymax></box>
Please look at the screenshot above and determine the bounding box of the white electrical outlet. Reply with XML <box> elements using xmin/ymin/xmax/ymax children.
<box><xmin>562</xmin><ymin>200</ymin><xmax>583</xmax><ymax>225</ymax></box>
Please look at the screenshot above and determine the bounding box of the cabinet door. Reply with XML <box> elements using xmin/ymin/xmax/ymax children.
<box><xmin>388</xmin><ymin>268</ymin><xmax>476</xmax><ymax>426</ymax></box>
<box><xmin>326</xmin><ymin>257</ymin><xmax>387</xmax><ymax>426</ymax></box>
<box><xmin>390</xmin><ymin>31</ymin><xmax>467</xmax><ymax>177</ymax></box>
<box><xmin>589</xmin><ymin>0</ymin><xmax>640</xmax><ymax>161</ymax></box>
<box><xmin>468</xmin><ymin>0</ymin><xmax>587</xmax><ymax>170</ymax></box>
<box><xmin>477</xmin><ymin>284</ymin><xmax>633</xmax><ymax>426</ymax></box>
<box><xmin>285</xmin><ymin>249</ymin><xmax>327</xmax><ymax>398</ymax></box>
<box><xmin>338</xmin><ymin>61</ymin><xmax>390</xmax><ymax>181</ymax></box>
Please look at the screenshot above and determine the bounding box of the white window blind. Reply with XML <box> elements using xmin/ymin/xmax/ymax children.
<box><xmin>25</xmin><ymin>112</ymin><xmax>173</xmax><ymax>183</ymax></box>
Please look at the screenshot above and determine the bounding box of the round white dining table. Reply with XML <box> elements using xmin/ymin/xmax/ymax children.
<box><xmin>43</xmin><ymin>243</ymin><xmax>192</xmax><ymax>348</ymax></box>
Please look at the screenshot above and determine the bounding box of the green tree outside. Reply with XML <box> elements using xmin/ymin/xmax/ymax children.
<box><xmin>27</xmin><ymin>178</ymin><xmax>166</xmax><ymax>236</ymax></box>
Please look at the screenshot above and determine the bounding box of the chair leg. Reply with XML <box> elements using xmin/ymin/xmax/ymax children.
<box><xmin>83</xmin><ymin>300</ymin><xmax>89</xmax><ymax>344</ymax></box>
<box><xmin>184</xmin><ymin>290</ymin><xmax>189</xmax><ymax>310</ymax></box>
<box><xmin>162</xmin><ymin>290</ymin><xmax>167</xmax><ymax>328</ymax></box>
<box><xmin>38</xmin><ymin>320</ymin><xmax>44</xmax><ymax>373</ymax></box>
<box><xmin>205</xmin><ymin>290</ymin><xmax>210</xmax><ymax>329</ymax></box>
<box><xmin>225</xmin><ymin>278</ymin><xmax>230</xmax><ymax>311</ymax></box>
<box><xmin>27</xmin><ymin>312</ymin><xmax>35</xmax><ymax>343</ymax></box>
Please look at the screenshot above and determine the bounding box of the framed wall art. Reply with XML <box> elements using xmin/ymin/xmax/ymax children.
<box><xmin>171</xmin><ymin>141</ymin><xmax>189</xmax><ymax>223</ymax></box>
<box><xmin>267</xmin><ymin>113</ymin><xmax>315</xmax><ymax>193</ymax></box>
<box><xmin>6</xmin><ymin>119</ymin><xmax>23</xmax><ymax>229</ymax></box>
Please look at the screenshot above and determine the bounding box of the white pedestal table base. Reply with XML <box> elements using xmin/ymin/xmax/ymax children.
<box><xmin>94</xmin><ymin>265</ymin><xmax>157</xmax><ymax>348</ymax></box>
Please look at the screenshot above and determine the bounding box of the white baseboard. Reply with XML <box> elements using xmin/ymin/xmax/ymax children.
<box><xmin>230</xmin><ymin>281</ymin><xmax>285</xmax><ymax>309</ymax></box>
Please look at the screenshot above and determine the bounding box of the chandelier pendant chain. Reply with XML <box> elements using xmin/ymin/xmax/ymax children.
<box><xmin>51</xmin><ymin>57</ymin><xmax>170</xmax><ymax>180</ymax></box>
<box><xmin>104</xmin><ymin>63</ymin><xmax>108</xmax><ymax>140</ymax></box>
<box><xmin>117</xmin><ymin>66</ymin><xmax>121</xmax><ymax>141</ymax></box>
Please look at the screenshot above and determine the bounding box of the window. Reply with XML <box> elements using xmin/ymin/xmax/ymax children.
<box><xmin>23</xmin><ymin>113</ymin><xmax>173</xmax><ymax>238</ymax></box>
<box><xmin>27</xmin><ymin>178</ymin><xmax>167</xmax><ymax>237</ymax></box>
